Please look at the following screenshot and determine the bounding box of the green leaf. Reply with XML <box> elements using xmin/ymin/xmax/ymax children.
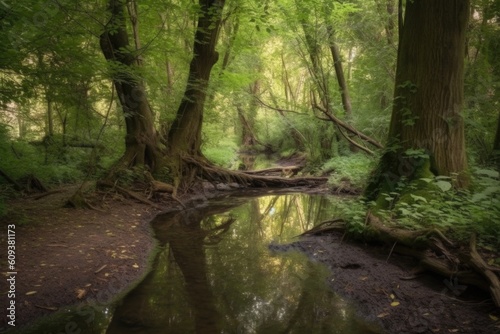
<box><xmin>475</xmin><ymin>169</ymin><xmax>499</xmax><ymax>178</ymax></box>
<box><xmin>436</xmin><ymin>180</ymin><xmax>452</xmax><ymax>192</ymax></box>
<box><xmin>410</xmin><ymin>194</ymin><xmax>427</xmax><ymax>203</ymax></box>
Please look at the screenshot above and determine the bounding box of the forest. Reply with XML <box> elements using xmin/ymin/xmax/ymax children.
<box><xmin>1</xmin><ymin>0</ymin><xmax>500</xmax><ymax>332</ymax></box>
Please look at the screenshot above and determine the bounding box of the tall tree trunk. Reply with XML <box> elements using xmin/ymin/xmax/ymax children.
<box><xmin>167</xmin><ymin>0</ymin><xmax>225</xmax><ymax>156</ymax></box>
<box><xmin>100</xmin><ymin>0</ymin><xmax>160</xmax><ymax>172</ymax></box>
<box><xmin>327</xmin><ymin>27</ymin><xmax>352</xmax><ymax>118</ymax></box>
<box><xmin>367</xmin><ymin>0</ymin><xmax>470</xmax><ymax>199</ymax></box>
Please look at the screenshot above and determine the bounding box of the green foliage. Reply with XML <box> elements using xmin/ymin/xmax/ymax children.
<box><xmin>374</xmin><ymin>169</ymin><xmax>500</xmax><ymax>248</ymax></box>
<box><xmin>203</xmin><ymin>143</ymin><xmax>238</xmax><ymax>168</ymax></box>
<box><xmin>321</xmin><ymin>153</ymin><xmax>377</xmax><ymax>188</ymax></box>
<box><xmin>0</xmin><ymin>191</ymin><xmax>6</xmax><ymax>217</ymax></box>
<box><xmin>202</xmin><ymin>123</ymin><xmax>239</xmax><ymax>168</ymax></box>
<box><xmin>327</xmin><ymin>168</ymin><xmax>500</xmax><ymax>249</ymax></box>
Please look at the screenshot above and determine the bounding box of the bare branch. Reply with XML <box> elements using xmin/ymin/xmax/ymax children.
<box><xmin>313</xmin><ymin>103</ymin><xmax>383</xmax><ymax>149</ymax></box>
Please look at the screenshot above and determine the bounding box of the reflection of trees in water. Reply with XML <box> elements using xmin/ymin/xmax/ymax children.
<box><xmin>106</xmin><ymin>195</ymin><xmax>378</xmax><ymax>334</ymax></box>
<box><xmin>107</xmin><ymin>204</ymin><xmax>238</xmax><ymax>334</ymax></box>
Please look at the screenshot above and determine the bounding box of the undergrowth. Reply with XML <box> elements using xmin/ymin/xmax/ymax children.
<box><xmin>322</xmin><ymin>153</ymin><xmax>377</xmax><ymax>188</ymax></box>
<box><xmin>329</xmin><ymin>168</ymin><xmax>500</xmax><ymax>250</ymax></box>
<box><xmin>0</xmin><ymin>125</ymin><xmax>124</xmax><ymax>188</ymax></box>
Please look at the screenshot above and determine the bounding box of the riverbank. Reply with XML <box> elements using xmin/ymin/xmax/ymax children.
<box><xmin>1</xmin><ymin>184</ymin><xmax>499</xmax><ymax>333</ymax></box>
<box><xmin>0</xmin><ymin>185</ymin><xmax>166</xmax><ymax>331</ymax></box>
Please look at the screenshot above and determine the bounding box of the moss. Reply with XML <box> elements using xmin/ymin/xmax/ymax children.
<box><xmin>366</xmin><ymin>149</ymin><xmax>440</xmax><ymax>209</ymax></box>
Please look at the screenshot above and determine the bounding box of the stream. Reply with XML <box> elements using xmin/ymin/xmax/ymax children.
<box><xmin>19</xmin><ymin>193</ymin><xmax>383</xmax><ymax>334</ymax></box>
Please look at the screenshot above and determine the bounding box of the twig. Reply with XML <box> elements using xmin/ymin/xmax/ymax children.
<box><xmin>30</xmin><ymin>189</ymin><xmax>65</xmax><ymax>200</ymax></box>
<box><xmin>95</xmin><ymin>264</ymin><xmax>107</xmax><ymax>274</ymax></box>
<box><xmin>386</xmin><ymin>241</ymin><xmax>398</xmax><ymax>263</ymax></box>
<box><xmin>35</xmin><ymin>305</ymin><xmax>58</xmax><ymax>311</ymax></box>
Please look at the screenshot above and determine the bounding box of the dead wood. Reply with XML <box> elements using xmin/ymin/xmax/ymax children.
<box><xmin>29</xmin><ymin>189</ymin><xmax>65</xmax><ymax>200</ymax></box>
<box><xmin>469</xmin><ymin>234</ymin><xmax>500</xmax><ymax>307</ymax></box>
<box><xmin>299</xmin><ymin>218</ymin><xmax>346</xmax><ymax>236</ymax></box>
<box><xmin>313</xmin><ymin>103</ymin><xmax>383</xmax><ymax>149</ymax></box>
<box><xmin>242</xmin><ymin>166</ymin><xmax>303</xmax><ymax>177</ymax></box>
<box><xmin>183</xmin><ymin>155</ymin><xmax>328</xmax><ymax>188</ymax></box>
<box><xmin>362</xmin><ymin>212</ymin><xmax>499</xmax><ymax>306</ymax></box>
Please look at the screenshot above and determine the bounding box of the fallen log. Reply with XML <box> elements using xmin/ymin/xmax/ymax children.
<box><xmin>242</xmin><ymin>165</ymin><xmax>303</xmax><ymax>177</ymax></box>
<box><xmin>183</xmin><ymin>155</ymin><xmax>328</xmax><ymax>188</ymax></box>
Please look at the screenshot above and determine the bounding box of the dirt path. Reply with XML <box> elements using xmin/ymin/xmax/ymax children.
<box><xmin>1</xmin><ymin>186</ymin><xmax>499</xmax><ymax>333</ymax></box>
<box><xmin>0</xmin><ymin>186</ymin><xmax>166</xmax><ymax>331</ymax></box>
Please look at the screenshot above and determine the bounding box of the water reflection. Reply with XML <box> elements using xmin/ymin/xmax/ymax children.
<box><xmin>108</xmin><ymin>194</ymin><xmax>380</xmax><ymax>334</ymax></box>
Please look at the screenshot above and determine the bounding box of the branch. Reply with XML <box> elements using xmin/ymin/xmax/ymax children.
<box><xmin>313</xmin><ymin>103</ymin><xmax>383</xmax><ymax>149</ymax></box>
<box><xmin>254</xmin><ymin>97</ymin><xmax>305</xmax><ymax>115</ymax></box>
<box><xmin>335</xmin><ymin>123</ymin><xmax>375</xmax><ymax>155</ymax></box>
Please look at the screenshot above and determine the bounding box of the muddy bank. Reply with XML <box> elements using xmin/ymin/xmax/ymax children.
<box><xmin>1</xmin><ymin>186</ymin><xmax>499</xmax><ymax>334</ymax></box>
<box><xmin>271</xmin><ymin>234</ymin><xmax>499</xmax><ymax>334</ymax></box>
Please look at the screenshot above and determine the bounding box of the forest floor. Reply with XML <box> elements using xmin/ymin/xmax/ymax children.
<box><xmin>0</xmin><ymin>182</ymin><xmax>499</xmax><ymax>333</ymax></box>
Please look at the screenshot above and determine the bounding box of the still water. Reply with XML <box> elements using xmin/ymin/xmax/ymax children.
<box><xmin>18</xmin><ymin>193</ymin><xmax>381</xmax><ymax>334</ymax></box>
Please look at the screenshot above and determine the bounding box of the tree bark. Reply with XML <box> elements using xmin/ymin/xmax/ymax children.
<box><xmin>100</xmin><ymin>0</ymin><xmax>160</xmax><ymax>172</ymax></box>
<box><xmin>167</xmin><ymin>0</ymin><xmax>225</xmax><ymax>156</ymax></box>
<box><xmin>327</xmin><ymin>27</ymin><xmax>352</xmax><ymax>118</ymax></box>
<box><xmin>367</xmin><ymin>0</ymin><xmax>470</xmax><ymax>198</ymax></box>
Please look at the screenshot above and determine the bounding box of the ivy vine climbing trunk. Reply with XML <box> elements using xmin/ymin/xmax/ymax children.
<box><xmin>166</xmin><ymin>0</ymin><xmax>225</xmax><ymax>157</ymax></box>
<box><xmin>100</xmin><ymin>0</ymin><xmax>161</xmax><ymax>172</ymax></box>
<box><xmin>366</xmin><ymin>0</ymin><xmax>470</xmax><ymax>200</ymax></box>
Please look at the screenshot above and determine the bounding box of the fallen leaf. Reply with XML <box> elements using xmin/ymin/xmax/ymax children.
<box><xmin>76</xmin><ymin>289</ymin><xmax>86</xmax><ymax>299</ymax></box>
<box><xmin>132</xmin><ymin>263</ymin><xmax>139</xmax><ymax>269</ymax></box>
<box><xmin>490</xmin><ymin>314</ymin><xmax>499</xmax><ymax>321</ymax></box>
<box><xmin>390</xmin><ymin>301</ymin><xmax>400</xmax><ymax>307</ymax></box>
<box><xmin>390</xmin><ymin>294</ymin><xmax>395</xmax><ymax>300</ymax></box>
<box><xmin>377</xmin><ymin>312</ymin><xmax>389</xmax><ymax>318</ymax></box>
<box><xmin>26</xmin><ymin>291</ymin><xmax>37</xmax><ymax>296</ymax></box>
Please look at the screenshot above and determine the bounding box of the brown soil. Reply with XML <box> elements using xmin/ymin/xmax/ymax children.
<box><xmin>0</xmin><ymin>185</ymin><xmax>166</xmax><ymax>332</ymax></box>
<box><xmin>272</xmin><ymin>235</ymin><xmax>500</xmax><ymax>334</ymax></box>
<box><xmin>1</xmin><ymin>185</ymin><xmax>499</xmax><ymax>333</ymax></box>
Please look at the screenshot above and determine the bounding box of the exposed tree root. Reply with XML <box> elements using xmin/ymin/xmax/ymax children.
<box><xmin>469</xmin><ymin>234</ymin><xmax>500</xmax><ymax>307</ymax></box>
<box><xmin>363</xmin><ymin>211</ymin><xmax>453</xmax><ymax>249</ymax></box>
<box><xmin>302</xmin><ymin>211</ymin><xmax>500</xmax><ymax>307</ymax></box>
<box><xmin>97</xmin><ymin>180</ymin><xmax>162</xmax><ymax>210</ymax></box>
<box><xmin>362</xmin><ymin>212</ymin><xmax>500</xmax><ymax>307</ymax></box>
<box><xmin>299</xmin><ymin>218</ymin><xmax>346</xmax><ymax>236</ymax></box>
